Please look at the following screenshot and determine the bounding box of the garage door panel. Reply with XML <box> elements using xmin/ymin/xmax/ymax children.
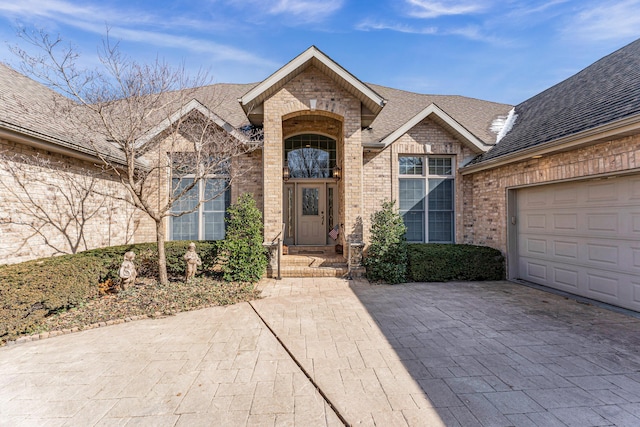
<box><xmin>632</xmin><ymin>213</ymin><xmax>640</xmax><ymax>233</ymax></box>
<box><xmin>516</xmin><ymin>175</ymin><xmax>640</xmax><ymax>312</ymax></box>
<box><xmin>524</xmin><ymin>213</ymin><xmax>546</xmax><ymax>230</ymax></box>
<box><xmin>587</xmin><ymin>273</ymin><xmax>619</xmax><ymax>298</ymax></box>
<box><xmin>553</xmin><ymin>267</ymin><xmax>579</xmax><ymax>289</ymax></box>
<box><xmin>520</xmin><ymin>259</ymin><xmax>547</xmax><ymax>280</ymax></box>
<box><xmin>553</xmin><ymin>240</ymin><xmax>579</xmax><ymax>259</ymax></box>
<box><xmin>586</xmin><ymin>213</ymin><xmax>619</xmax><ymax>232</ymax></box>
<box><xmin>586</xmin><ymin>182</ymin><xmax>618</xmax><ymax>202</ymax></box>
<box><xmin>587</xmin><ymin>244</ymin><xmax>619</xmax><ymax>266</ymax></box>
<box><xmin>553</xmin><ymin>213</ymin><xmax>578</xmax><ymax>230</ymax></box>
<box><xmin>630</xmin><ymin>177</ymin><xmax>640</xmax><ymax>199</ymax></box>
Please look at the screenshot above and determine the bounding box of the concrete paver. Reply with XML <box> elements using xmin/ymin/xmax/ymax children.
<box><xmin>254</xmin><ymin>278</ymin><xmax>640</xmax><ymax>426</ymax></box>
<box><xmin>2</xmin><ymin>278</ymin><xmax>640</xmax><ymax>426</ymax></box>
<box><xmin>0</xmin><ymin>303</ymin><xmax>340</xmax><ymax>426</ymax></box>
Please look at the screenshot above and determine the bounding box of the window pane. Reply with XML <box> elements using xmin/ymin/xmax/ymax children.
<box><xmin>428</xmin><ymin>179</ymin><xmax>453</xmax><ymax>210</ymax></box>
<box><xmin>204</xmin><ymin>212</ymin><xmax>225</xmax><ymax>240</ymax></box>
<box><xmin>171</xmin><ymin>178</ymin><xmax>199</xmax><ymax>213</ymax></box>
<box><xmin>428</xmin><ymin>157</ymin><xmax>452</xmax><ymax>175</ymax></box>
<box><xmin>428</xmin><ymin>212</ymin><xmax>454</xmax><ymax>242</ymax></box>
<box><xmin>399</xmin><ymin>178</ymin><xmax>425</xmax><ymax>242</ymax></box>
<box><xmin>287</xmin><ymin>148</ymin><xmax>330</xmax><ymax>178</ymax></box>
<box><xmin>203</xmin><ymin>179</ymin><xmax>229</xmax><ymax>240</ymax></box>
<box><xmin>172</xmin><ymin>212</ymin><xmax>198</xmax><ymax>241</ymax></box>
<box><xmin>402</xmin><ymin>211</ymin><xmax>424</xmax><ymax>242</ymax></box>
<box><xmin>428</xmin><ymin>178</ymin><xmax>454</xmax><ymax>243</ymax></box>
<box><xmin>399</xmin><ymin>179</ymin><xmax>425</xmax><ymax>211</ymax></box>
<box><xmin>302</xmin><ymin>188</ymin><xmax>319</xmax><ymax>215</ymax></box>
<box><xmin>285</xmin><ymin>134</ymin><xmax>336</xmax><ymax>179</ymax></box>
<box><xmin>399</xmin><ymin>157</ymin><xmax>423</xmax><ymax>175</ymax></box>
<box><xmin>171</xmin><ymin>178</ymin><xmax>199</xmax><ymax>240</ymax></box>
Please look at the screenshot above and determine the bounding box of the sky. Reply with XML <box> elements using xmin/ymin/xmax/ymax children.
<box><xmin>0</xmin><ymin>0</ymin><xmax>639</xmax><ymax>106</ymax></box>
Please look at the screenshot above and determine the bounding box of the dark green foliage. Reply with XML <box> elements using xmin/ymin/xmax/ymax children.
<box><xmin>407</xmin><ymin>244</ymin><xmax>505</xmax><ymax>282</ymax></box>
<box><xmin>364</xmin><ymin>200</ymin><xmax>408</xmax><ymax>284</ymax></box>
<box><xmin>0</xmin><ymin>241</ymin><xmax>219</xmax><ymax>343</ymax></box>
<box><xmin>220</xmin><ymin>193</ymin><xmax>267</xmax><ymax>283</ymax></box>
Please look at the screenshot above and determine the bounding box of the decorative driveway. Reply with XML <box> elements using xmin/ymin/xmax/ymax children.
<box><xmin>2</xmin><ymin>278</ymin><xmax>640</xmax><ymax>426</ymax></box>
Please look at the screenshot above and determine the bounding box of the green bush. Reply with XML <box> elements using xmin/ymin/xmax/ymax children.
<box><xmin>220</xmin><ymin>193</ymin><xmax>267</xmax><ymax>283</ymax></box>
<box><xmin>0</xmin><ymin>240</ymin><xmax>219</xmax><ymax>343</ymax></box>
<box><xmin>364</xmin><ymin>200</ymin><xmax>408</xmax><ymax>284</ymax></box>
<box><xmin>407</xmin><ymin>244</ymin><xmax>505</xmax><ymax>282</ymax></box>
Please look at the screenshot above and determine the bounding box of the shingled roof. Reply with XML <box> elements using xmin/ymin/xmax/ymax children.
<box><xmin>0</xmin><ymin>60</ymin><xmax>512</xmax><ymax>159</ymax></box>
<box><xmin>471</xmin><ymin>38</ymin><xmax>640</xmax><ymax>165</ymax></box>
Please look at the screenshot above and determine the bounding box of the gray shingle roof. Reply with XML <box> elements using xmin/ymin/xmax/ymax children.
<box><xmin>0</xmin><ymin>62</ymin><xmax>512</xmax><ymax>159</ymax></box>
<box><xmin>0</xmin><ymin>63</ymin><xmax>127</xmax><ymax>163</ymax></box>
<box><xmin>472</xmin><ymin>38</ymin><xmax>640</xmax><ymax>164</ymax></box>
<box><xmin>365</xmin><ymin>84</ymin><xmax>511</xmax><ymax>145</ymax></box>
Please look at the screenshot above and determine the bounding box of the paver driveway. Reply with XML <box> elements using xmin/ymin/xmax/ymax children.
<box><xmin>1</xmin><ymin>278</ymin><xmax>640</xmax><ymax>426</ymax></box>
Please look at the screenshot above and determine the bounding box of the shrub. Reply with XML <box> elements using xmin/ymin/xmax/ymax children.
<box><xmin>407</xmin><ymin>244</ymin><xmax>505</xmax><ymax>282</ymax></box>
<box><xmin>220</xmin><ymin>193</ymin><xmax>267</xmax><ymax>283</ymax></box>
<box><xmin>364</xmin><ymin>200</ymin><xmax>408</xmax><ymax>284</ymax></box>
<box><xmin>0</xmin><ymin>240</ymin><xmax>219</xmax><ymax>343</ymax></box>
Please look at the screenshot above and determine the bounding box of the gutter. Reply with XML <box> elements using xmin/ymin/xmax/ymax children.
<box><xmin>460</xmin><ymin>113</ymin><xmax>640</xmax><ymax>175</ymax></box>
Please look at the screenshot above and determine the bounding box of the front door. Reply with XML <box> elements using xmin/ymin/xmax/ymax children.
<box><xmin>297</xmin><ymin>184</ymin><xmax>326</xmax><ymax>245</ymax></box>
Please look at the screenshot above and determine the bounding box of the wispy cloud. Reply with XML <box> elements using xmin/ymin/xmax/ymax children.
<box><xmin>356</xmin><ymin>19</ymin><xmax>437</xmax><ymax>35</ymax></box>
<box><xmin>224</xmin><ymin>0</ymin><xmax>344</xmax><ymax>23</ymax></box>
<box><xmin>0</xmin><ymin>0</ymin><xmax>273</xmax><ymax>66</ymax></box>
<box><xmin>564</xmin><ymin>0</ymin><xmax>640</xmax><ymax>41</ymax></box>
<box><xmin>404</xmin><ymin>0</ymin><xmax>489</xmax><ymax>19</ymax></box>
<box><xmin>356</xmin><ymin>19</ymin><xmax>506</xmax><ymax>45</ymax></box>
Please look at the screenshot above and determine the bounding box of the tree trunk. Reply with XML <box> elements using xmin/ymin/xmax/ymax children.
<box><xmin>156</xmin><ymin>220</ymin><xmax>169</xmax><ymax>285</ymax></box>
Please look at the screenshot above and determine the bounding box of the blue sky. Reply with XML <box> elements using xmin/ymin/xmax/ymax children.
<box><xmin>0</xmin><ymin>0</ymin><xmax>639</xmax><ymax>105</ymax></box>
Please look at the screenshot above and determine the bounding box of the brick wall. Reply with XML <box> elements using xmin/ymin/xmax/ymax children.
<box><xmin>262</xmin><ymin>65</ymin><xmax>362</xmax><ymax>243</ymax></box>
<box><xmin>464</xmin><ymin>134</ymin><xmax>640</xmax><ymax>254</ymax></box>
<box><xmin>0</xmin><ymin>138</ymin><xmax>135</xmax><ymax>264</ymax></box>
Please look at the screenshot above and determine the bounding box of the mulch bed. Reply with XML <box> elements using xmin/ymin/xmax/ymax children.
<box><xmin>7</xmin><ymin>277</ymin><xmax>260</xmax><ymax>344</ymax></box>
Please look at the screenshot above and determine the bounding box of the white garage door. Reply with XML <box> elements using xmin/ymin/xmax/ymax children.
<box><xmin>516</xmin><ymin>174</ymin><xmax>640</xmax><ymax>311</ymax></box>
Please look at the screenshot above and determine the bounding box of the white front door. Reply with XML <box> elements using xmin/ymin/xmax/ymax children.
<box><xmin>297</xmin><ymin>184</ymin><xmax>326</xmax><ymax>245</ymax></box>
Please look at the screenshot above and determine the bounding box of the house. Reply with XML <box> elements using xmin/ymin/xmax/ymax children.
<box><xmin>1</xmin><ymin>40</ymin><xmax>639</xmax><ymax>311</ymax></box>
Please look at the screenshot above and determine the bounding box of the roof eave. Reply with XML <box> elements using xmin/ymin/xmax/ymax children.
<box><xmin>377</xmin><ymin>103</ymin><xmax>491</xmax><ymax>153</ymax></box>
<box><xmin>137</xmin><ymin>99</ymin><xmax>248</xmax><ymax>147</ymax></box>
<box><xmin>460</xmin><ymin>113</ymin><xmax>640</xmax><ymax>175</ymax></box>
<box><xmin>239</xmin><ymin>46</ymin><xmax>386</xmax><ymax>121</ymax></box>
<box><xmin>0</xmin><ymin>122</ymin><xmax>127</xmax><ymax>166</ymax></box>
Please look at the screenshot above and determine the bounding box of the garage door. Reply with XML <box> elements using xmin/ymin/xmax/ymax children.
<box><xmin>516</xmin><ymin>175</ymin><xmax>640</xmax><ymax>311</ymax></box>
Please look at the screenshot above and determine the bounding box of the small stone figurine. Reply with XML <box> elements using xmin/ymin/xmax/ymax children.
<box><xmin>184</xmin><ymin>242</ymin><xmax>202</xmax><ymax>281</ymax></box>
<box><xmin>118</xmin><ymin>251</ymin><xmax>137</xmax><ymax>290</ymax></box>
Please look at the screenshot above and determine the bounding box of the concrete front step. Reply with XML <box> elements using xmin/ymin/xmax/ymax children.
<box><xmin>280</xmin><ymin>254</ymin><xmax>347</xmax><ymax>267</ymax></box>
<box><xmin>269</xmin><ymin>266</ymin><xmax>348</xmax><ymax>278</ymax></box>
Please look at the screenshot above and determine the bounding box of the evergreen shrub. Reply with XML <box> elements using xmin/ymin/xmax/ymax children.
<box><xmin>363</xmin><ymin>200</ymin><xmax>408</xmax><ymax>284</ymax></box>
<box><xmin>407</xmin><ymin>244</ymin><xmax>505</xmax><ymax>282</ymax></box>
<box><xmin>220</xmin><ymin>193</ymin><xmax>267</xmax><ymax>283</ymax></box>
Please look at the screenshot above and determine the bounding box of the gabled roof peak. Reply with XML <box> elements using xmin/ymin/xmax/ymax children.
<box><xmin>239</xmin><ymin>46</ymin><xmax>386</xmax><ymax>126</ymax></box>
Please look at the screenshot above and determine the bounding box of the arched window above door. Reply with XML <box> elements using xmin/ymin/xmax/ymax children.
<box><xmin>284</xmin><ymin>134</ymin><xmax>336</xmax><ymax>179</ymax></box>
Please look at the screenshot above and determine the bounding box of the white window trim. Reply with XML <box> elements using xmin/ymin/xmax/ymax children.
<box><xmin>399</xmin><ymin>155</ymin><xmax>455</xmax><ymax>243</ymax></box>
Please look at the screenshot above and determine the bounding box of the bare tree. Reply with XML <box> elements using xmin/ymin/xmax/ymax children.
<box><xmin>11</xmin><ymin>29</ymin><xmax>260</xmax><ymax>284</ymax></box>
<box><xmin>0</xmin><ymin>152</ymin><xmax>123</xmax><ymax>256</ymax></box>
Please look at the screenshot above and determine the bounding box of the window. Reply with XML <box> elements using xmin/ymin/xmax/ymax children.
<box><xmin>399</xmin><ymin>156</ymin><xmax>454</xmax><ymax>243</ymax></box>
<box><xmin>285</xmin><ymin>134</ymin><xmax>336</xmax><ymax>179</ymax></box>
<box><xmin>170</xmin><ymin>178</ymin><xmax>230</xmax><ymax>241</ymax></box>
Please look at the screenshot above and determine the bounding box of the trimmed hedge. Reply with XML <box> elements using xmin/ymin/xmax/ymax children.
<box><xmin>407</xmin><ymin>244</ymin><xmax>505</xmax><ymax>282</ymax></box>
<box><xmin>0</xmin><ymin>241</ymin><xmax>219</xmax><ymax>343</ymax></box>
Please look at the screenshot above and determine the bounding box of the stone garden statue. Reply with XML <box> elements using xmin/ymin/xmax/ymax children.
<box><xmin>184</xmin><ymin>242</ymin><xmax>202</xmax><ymax>281</ymax></box>
<box><xmin>118</xmin><ymin>251</ymin><xmax>137</xmax><ymax>290</ymax></box>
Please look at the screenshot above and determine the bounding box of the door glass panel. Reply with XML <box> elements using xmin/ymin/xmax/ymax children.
<box><xmin>302</xmin><ymin>188</ymin><xmax>319</xmax><ymax>215</ymax></box>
